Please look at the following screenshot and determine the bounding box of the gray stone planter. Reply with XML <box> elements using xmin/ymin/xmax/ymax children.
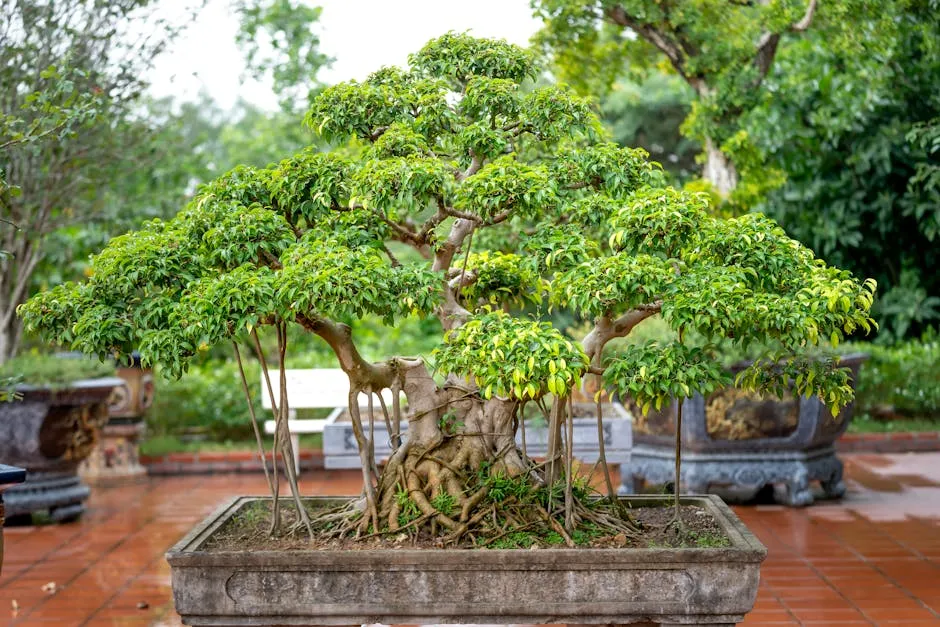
<box><xmin>324</xmin><ymin>401</ymin><xmax>632</xmax><ymax>469</ymax></box>
<box><xmin>0</xmin><ymin>377</ymin><xmax>123</xmax><ymax>522</ymax></box>
<box><xmin>624</xmin><ymin>353</ymin><xmax>867</xmax><ymax>506</ymax></box>
<box><xmin>166</xmin><ymin>494</ymin><xmax>766</xmax><ymax>626</ymax></box>
<box><xmin>0</xmin><ymin>464</ymin><xmax>26</xmax><ymax>573</ymax></box>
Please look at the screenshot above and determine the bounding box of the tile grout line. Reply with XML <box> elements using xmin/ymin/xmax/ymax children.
<box><xmin>79</xmin><ymin>541</ymin><xmax>179</xmax><ymax>627</ymax></box>
<box><xmin>806</xmin><ymin>509</ymin><xmax>938</xmax><ymax>621</ymax></box>
<box><xmin>847</xmin><ymin>509</ymin><xmax>939</xmax><ymax>567</ymax></box>
<box><xmin>753</xmin><ymin>509</ymin><xmax>877</xmax><ymax>626</ymax></box>
<box><xmin>10</xmin><ymin>479</ymin><xmax>202</xmax><ymax>625</ymax></box>
<box><xmin>0</xmin><ymin>481</ymin><xmax>170</xmax><ymax>592</ymax></box>
<box><xmin>843</xmin><ymin>510</ymin><xmax>940</xmax><ymax>619</ymax></box>
<box><xmin>741</xmin><ymin>513</ymin><xmax>814</xmax><ymax>626</ymax></box>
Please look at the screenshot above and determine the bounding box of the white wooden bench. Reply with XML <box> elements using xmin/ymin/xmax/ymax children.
<box><xmin>261</xmin><ymin>369</ymin><xmax>391</xmax><ymax>473</ymax></box>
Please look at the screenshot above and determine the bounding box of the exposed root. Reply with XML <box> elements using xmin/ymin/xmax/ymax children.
<box><xmin>290</xmin><ymin>444</ymin><xmax>642</xmax><ymax>548</ymax></box>
<box><xmin>256</xmin><ymin>363</ymin><xmax>643</xmax><ymax>548</ymax></box>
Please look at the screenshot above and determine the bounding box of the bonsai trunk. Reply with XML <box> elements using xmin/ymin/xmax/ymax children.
<box><xmin>703</xmin><ymin>137</ymin><xmax>738</xmax><ymax>197</ymax></box>
<box><xmin>370</xmin><ymin>363</ymin><xmax>530</xmax><ymax>537</ymax></box>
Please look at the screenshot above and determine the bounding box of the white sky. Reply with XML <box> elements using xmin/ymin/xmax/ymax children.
<box><xmin>147</xmin><ymin>0</ymin><xmax>542</xmax><ymax>111</ymax></box>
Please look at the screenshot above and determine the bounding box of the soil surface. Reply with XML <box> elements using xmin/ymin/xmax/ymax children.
<box><xmin>202</xmin><ymin>498</ymin><xmax>731</xmax><ymax>552</ymax></box>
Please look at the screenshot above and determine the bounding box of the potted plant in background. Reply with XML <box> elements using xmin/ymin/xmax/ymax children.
<box><xmin>0</xmin><ymin>352</ymin><xmax>122</xmax><ymax>523</ymax></box>
<box><xmin>21</xmin><ymin>34</ymin><xmax>875</xmax><ymax>626</ymax></box>
<box><xmin>620</xmin><ymin>320</ymin><xmax>869</xmax><ymax>505</ymax></box>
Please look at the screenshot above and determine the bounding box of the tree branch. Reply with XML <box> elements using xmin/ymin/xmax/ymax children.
<box><xmin>440</xmin><ymin>204</ymin><xmax>481</xmax><ymax>222</ymax></box>
<box><xmin>381</xmin><ymin>243</ymin><xmax>401</xmax><ymax>267</ymax></box>
<box><xmin>605</xmin><ymin>5</ymin><xmax>707</xmax><ymax>94</ymax></box>
<box><xmin>791</xmin><ymin>0</ymin><xmax>818</xmax><ymax>32</ymax></box>
<box><xmin>755</xmin><ymin>0</ymin><xmax>818</xmax><ymax>80</ymax></box>
<box><xmin>457</xmin><ymin>152</ymin><xmax>484</xmax><ymax>181</ymax></box>
<box><xmin>447</xmin><ymin>268</ymin><xmax>478</xmax><ymax>290</ymax></box>
<box><xmin>432</xmin><ymin>218</ymin><xmax>475</xmax><ymax>273</ymax></box>
<box><xmin>581</xmin><ymin>302</ymin><xmax>663</xmax><ymax>362</ymax></box>
<box><xmin>369</xmin><ymin>125</ymin><xmax>390</xmax><ymax>141</ymax></box>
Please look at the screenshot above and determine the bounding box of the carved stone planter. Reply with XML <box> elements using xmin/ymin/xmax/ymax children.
<box><xmin>324</xmin><ymin>401</ymin><xmax>632</xmax><ymax>469</ymax></box>
<box><xmin>80</xmin><ymin>357</ymin><xmax>154</xmax><ymax>484</ymax></box>
<box><xmin>624</xmin><ymin>353</ymin><xmax>867</xmax><ymax>506</ymax></box>
<box><xmin>0</xmin><ymin>377</ymin><xmax>123</xmax><ymax>522</ymax></box>
<box><xmin>167</xmin><ymin>494</ymin><xmax>766</xmax><ymax>626</ymax></box>
<box><xmin>0</xmin><ymin>465</ymin><xmax>26</xmax><ymax>573</ymax></box>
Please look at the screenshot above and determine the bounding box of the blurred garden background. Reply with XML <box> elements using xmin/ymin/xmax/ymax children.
<box><xmin>1</xmin><ymin>0</ymin><xmax>937</xmax><ymax>456</ymax></box>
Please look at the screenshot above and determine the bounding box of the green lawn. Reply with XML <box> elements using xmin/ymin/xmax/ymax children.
<box><xmin>848</xmin><ymin>415</ymin><xmax>940</xmax><ymax>433</ymax></box>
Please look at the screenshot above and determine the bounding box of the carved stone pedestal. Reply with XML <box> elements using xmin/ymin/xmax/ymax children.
<box><xmin>0</xmin><ymin>465</ymin><xmax>27</xmax><ymax>572</ymax></box>
<box><xmin>623</xmin><ymin>444</ymin><xmax>846</xmax><ymax>507</ymax></box>
<box><xmin>79</xmin><ymin>420</ymin><xmax>147</xmax><ymax>485</ymax></box>
<box><xmin>623</xmin><ymin>354</ymin><xmax>865</xmax><ymax>507</ymax></box>
<box><xmin>80</xmin><ymin>360</ymin><xmax>153</xmax><ymax>485</ymax></box>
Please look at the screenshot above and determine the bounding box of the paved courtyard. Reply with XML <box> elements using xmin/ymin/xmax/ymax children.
<box><xmin>1</xmin><ymin>452</ymin><xmax>939</xmax><ymax>626</ymax></box>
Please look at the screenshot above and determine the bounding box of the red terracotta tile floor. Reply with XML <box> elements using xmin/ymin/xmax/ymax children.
<box><xmin>2</xmin><ymin>453</ymin><xmax>939</xmax><ymax>626</ymax></box>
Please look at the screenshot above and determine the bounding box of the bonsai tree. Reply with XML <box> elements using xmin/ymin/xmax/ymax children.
<box><xmin>21</xmin><ymin>34</ymin><xmax>875</xmax><ymax>543</ymax></box>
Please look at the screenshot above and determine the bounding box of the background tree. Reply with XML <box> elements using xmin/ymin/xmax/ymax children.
<box><xmin>2</xmin><ymin>0</ymin><xmax>335</xmax><ymax>364</ymax></box>
<box><xmin>752</xmin><ymin>3</ymin><xmax>940</xmax><ymax>340</ymax></box>
<box><xmin>539</xmin><ymin>0</ymin><xmax>937</xmax><ymax>338</ymax></box>
<box><xmin>0</xmin><ymin>0</ymin><xmax>201</xmax><ymax>364</ymax></box>
<box><xmin>22</xmin><ymin>34</ymin><xmax>874</xmax><ymax>542</ymax></box>
<box><xmin>533</xmin><ymin>0</ymin><xmax>891</xmax><ymax>206</ymax></box>
<box><xmin>235</xmin><ymin>0</ymin><xmax>331</xmax><ymax>113</ymax></box>
<box><xmin>600</xmin><ymin>72</ymin><xmax>698</xmax><ymax>182</ymax></box>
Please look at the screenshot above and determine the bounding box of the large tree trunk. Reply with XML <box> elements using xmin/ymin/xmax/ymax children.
<box><xmin>0</xmin><ymin>320</ymin><xmax>19</xmax><ymax>365</ymax></box>
<box><xmin>0</xmin><ymin>308</ymin><xmax>22</xmax><ymax>365</ymax></box>
<box><xmin>703</xmin><ymin>137</ymin><xmax>739</xmax><ymax>196</ymax></box>
<box><xmin>371</xmin><ymin>364</ymin><xmax>529</xmax><ymax>536</ymax></box>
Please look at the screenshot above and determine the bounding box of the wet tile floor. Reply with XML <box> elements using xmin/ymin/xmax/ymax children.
<box><xmin>1</xmin><ymin>453</ymin><xmax>939</xmax><ymax>626</ymax></box>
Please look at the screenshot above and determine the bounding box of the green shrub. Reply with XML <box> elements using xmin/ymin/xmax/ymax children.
<box><xmin>147</xmin><ymin>358</ymin><xmax>264</xmax><ymax>441</ymax></box>
<box><xmin>145</xmin><ymin>315</ymin><xmax>439</xmax><ymax>442</ymax></box>
<box><xmin>847</xmin><ymin>331</ymin><xmax>940</xmax><ymax>422</ymax></box>
<box><xmin>0</xmin><ymin>351</ymin><xmax>114</xmax><ymax>388</ymax></box>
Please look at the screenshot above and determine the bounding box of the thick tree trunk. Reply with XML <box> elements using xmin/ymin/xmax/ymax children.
<box><xmin>703</xmin><ymin>136</ymin><xmax>739</xmax><ymax>196</ymax></box>
<box><xmin>373</xmin><ymin>364</ymin><xmax>529</xmax><ymax>535</ymax></box>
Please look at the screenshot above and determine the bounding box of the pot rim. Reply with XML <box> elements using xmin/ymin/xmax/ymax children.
<box><xmin>12</xmin><ymin>376</ymin><xmax>125</xmax><ymax>393</ymax></box>
<box><xmin>166</xmin><ymin>493</ymin><xmax>768</xmax><ymax>567</ymax></box>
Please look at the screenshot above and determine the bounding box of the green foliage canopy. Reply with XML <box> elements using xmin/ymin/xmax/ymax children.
<box><xmin>22</xmin><ymin>33</ymin><xmax>876</xmax><ymax>414</ymax></box>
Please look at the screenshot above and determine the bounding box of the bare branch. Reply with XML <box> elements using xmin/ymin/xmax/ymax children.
<box><xmin>448</xmin><ymin>269</ymin><xmax>478</xmax><ymax>290</ymax></box>
<box><xmin>755</xmin><ymin>0</ymin><xmax>818</xmax><ymax>79</ymax></box>
<box><xmin>369</xmin><ymin>125</ymin><xmax>390</xmax><ymax>141</ymax></box>
<box><xmin>441</xmin><ymin>205</ymin><xmax>482</xmax><ymax>222</ymax></box>
<box><xmin>486</xmin><ymin>209</ymin><xmax>513</xmax><ymax>225</ymax></box>
<box><xmin>414</xmin><ymin>208</ymin><xmax>448</xmax><ymax>249</ymax></box>
<box><xmin>605</xmin><ymin>5</ymin><xmax>707</xmax><ymax>94</ymax></box>
<box><xmin>457</xmin><ymin>152</ymin><xmax>484</xmax><ymax>181</ymax></box>
<box><xmin>381</xmin><ymin>243</ymin><xmax>402</xmax><ymax>267</ymax></box>
<box><xmin>581</xmin><ymin>302</ymin><xmax>663</xmax><ymax>362</ymax></box>
<box><xmin>432</xmin><ymin>218</ymin><xmax>475</xmax><ymax>273</ymax></box>
<box><xmin>791</xmin><ymin>0</ymin><xmax>819</xmax><ymax>32</ymax></box>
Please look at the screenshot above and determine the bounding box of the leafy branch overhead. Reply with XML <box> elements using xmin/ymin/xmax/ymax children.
<box><xmin>22</xmin><ymin>32</ymin><xmax>876</xmax><ymax>416</ymax></box>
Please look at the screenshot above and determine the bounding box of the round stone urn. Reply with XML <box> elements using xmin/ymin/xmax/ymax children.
<box><xmin>622</xmin><ymin>353</ymin><xmax>867</xmax><ymax>506</ymax></box>
<box><xmin>0</xmin><ymin>377</ymin><xmax>123</xmax><ymax>523</ymax></box>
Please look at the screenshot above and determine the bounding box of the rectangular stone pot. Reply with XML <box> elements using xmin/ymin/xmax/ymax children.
<box><xmin>166</xmin><ymin>495</ymin><xmax>766</xmax><ymax>626</ymax></box>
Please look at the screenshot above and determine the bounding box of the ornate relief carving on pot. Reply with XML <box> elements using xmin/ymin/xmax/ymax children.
<box><xmin>39</xmin><ymin>402</ymin><xmax>110</xmax><ymax>462</ymax></box>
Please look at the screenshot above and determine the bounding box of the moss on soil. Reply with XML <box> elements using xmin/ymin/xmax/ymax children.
<box><xmin>202</xmin><ymin>498</ymin><xmax>731</xmax><ymax>552</ymax></box>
